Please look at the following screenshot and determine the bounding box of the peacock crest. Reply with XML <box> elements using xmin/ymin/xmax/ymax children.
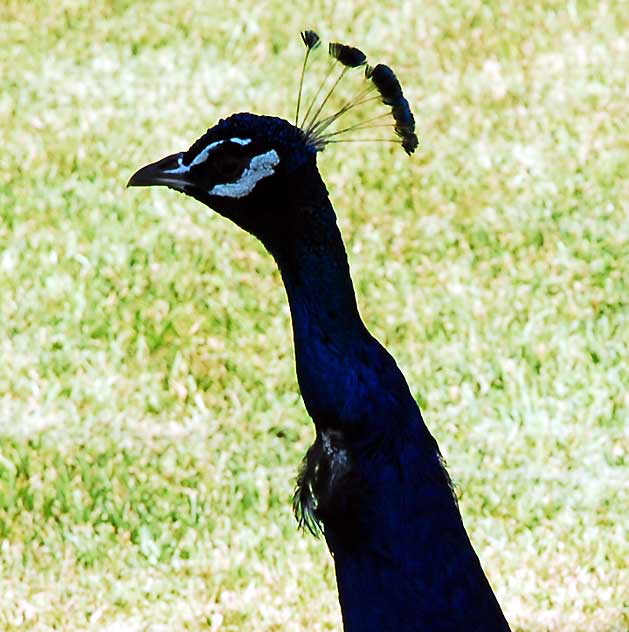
<box><xmin>294</xmin><ymin>30</ymin><xmax>419</xmax><ymax>155</ymax></box>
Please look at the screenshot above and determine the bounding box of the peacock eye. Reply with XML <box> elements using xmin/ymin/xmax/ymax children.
<box><xmin>215</xmin><ymin>153</ymin><xmax>246</xmax><ymax>181</ymax></box>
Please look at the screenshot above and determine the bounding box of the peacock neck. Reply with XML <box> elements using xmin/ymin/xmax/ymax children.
<box><xmin>268</xmin><ymin>194</ymin><xmax>375</xmax><ymax>426</ymax></box>
<box><xmin>280</xmin><ymin>220</ymin><xmax>365</xmax><ymax>341</ymax></box>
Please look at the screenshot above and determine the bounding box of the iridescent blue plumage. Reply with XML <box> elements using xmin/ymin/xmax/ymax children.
<box><xmin>128</xmin><ymin>33</ymin><xmax>511</xmax><ymax>632</ymax></box>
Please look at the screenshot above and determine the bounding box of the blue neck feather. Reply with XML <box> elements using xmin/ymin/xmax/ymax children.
<box><xmin>265</xmin><ymin>183</ymin><xmax>510</xmax><ymax>631</ymax></box>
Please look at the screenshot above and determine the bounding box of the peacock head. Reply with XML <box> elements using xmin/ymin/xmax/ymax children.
<box><xmin>128</xmin><ymin>112</ymin><xmax>319</xmax><ymax>238</ymax></box>
<box><xmin>128</xmin><ymin>31</ymin><xmax>418</xmax><ymax>243</ymax></box>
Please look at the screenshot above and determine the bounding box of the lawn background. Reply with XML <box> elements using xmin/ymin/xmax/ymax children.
<box><xmin>1</xmin><ymin>1</ymin><xmax>627</xmax><ymax>630</ymax></box>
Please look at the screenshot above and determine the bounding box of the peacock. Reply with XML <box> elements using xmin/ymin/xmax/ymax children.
<box><xmin>129</xmin><ymin>31</ymin><xmax>511</xmax><ymax>631</ymax></box>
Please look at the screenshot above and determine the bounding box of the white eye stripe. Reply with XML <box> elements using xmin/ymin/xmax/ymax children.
<box><xmin>209</xmin><ymin>149</ymin><xmax>280</xmax><ymax>198</ymax></box>
<box><xmin>164</xmin><ymin>137</ymin><xmax>252</xmax><ymax>174</ymax></box>
<box><xmin>163</xmin><ymin>156</ymin><xmax>192</xmax><ymax>174</ymax></box>
<box><xmin>189</xmin><ymin>140</ymin><xmax>226</xmax><ymax>167</ymax></box>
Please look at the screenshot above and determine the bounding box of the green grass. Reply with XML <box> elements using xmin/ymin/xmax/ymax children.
<box><xmin>1</xmin><ymin>1</ymin><xmax>627</xmax><ymax>630</ymax></box>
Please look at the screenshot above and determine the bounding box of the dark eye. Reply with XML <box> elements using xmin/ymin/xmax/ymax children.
<box><xmin>199</xmin><ymin>142</ymin><xmax>250</xmax><ymax>182</ymax></box>
<box><xmin>216</xmin><ymin>154</ymin><xmax>245</xmax><ymax>180</ymax></box>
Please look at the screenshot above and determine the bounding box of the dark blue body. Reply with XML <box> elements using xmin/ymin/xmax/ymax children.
<box><xmin>130</xmin><ymin>112</ymin><xmax>511</xmax><ymax>630</ymax></box>
<box><xmin>274</xmin><ymin>192</ymin><xmax>511</xmax><ymax>630</ymax></box>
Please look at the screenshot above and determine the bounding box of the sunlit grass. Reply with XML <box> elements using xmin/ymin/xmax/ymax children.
<box><xmin>1</xmin><ymin>1</ymin><xmax>627</xmax><ymax>630</ymax></box>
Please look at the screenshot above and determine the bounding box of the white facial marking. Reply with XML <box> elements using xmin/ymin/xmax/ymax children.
<box><xmin>188</xmin><ymin>139</ymin><xmax>226</xmax><ymax>168</ymax></box>
<box><xmin>163</xmin><ymin>156</ymin><xmax>190</xmax><ymax>174</ymax></box>
<box><xmin>164</xmin><ymin>137</ymin><xmax>251</xmax><ymax>174</ymax></box>
<box><xmin>208</xmin><ymin>149</ymin><xmax>280</xmax><ymax>198</ymax></box>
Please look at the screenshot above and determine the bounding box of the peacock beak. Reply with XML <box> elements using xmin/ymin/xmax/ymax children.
<box><xmin>127</xmin><ymin>152</ymin><xmax>190</xmax><ymax>190</ymax></box>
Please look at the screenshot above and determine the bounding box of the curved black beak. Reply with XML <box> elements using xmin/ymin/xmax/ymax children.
<box><xmin>127</xmin><ymin>152</ymin><xmax>189</xmax><ymax>189</ymax></box>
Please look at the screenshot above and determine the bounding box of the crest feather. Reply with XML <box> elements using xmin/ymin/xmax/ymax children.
<box><xmin>296</xmin><ymin>33</ymin><xmax>418</xmax><ymax>155</ymax></box>
<box><xmin>301</xmin><ymin>30</ymin><xmax>321</xmax><ymax>50</ymax></box>
<box><xmin>329</xmin><ymin>42</ymin><xmax>367</xmax><ymax>68</ymax></box>
<box><xmin>367</xmin><ymin>63</ymin><xmax>418</xmax><ymax>154</ymax></box>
